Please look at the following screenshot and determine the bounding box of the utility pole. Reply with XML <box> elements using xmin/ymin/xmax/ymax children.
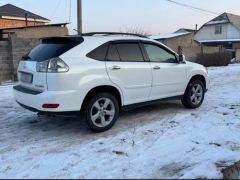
<box><xmin>25</xmin><ymin>13</ymin><xmax>28</xmax><ymax>26</ymax></box>
<box><xmin>77</xmin><ymin>0</ymin><xmax>82</xmax><ymax>34</ymax></box>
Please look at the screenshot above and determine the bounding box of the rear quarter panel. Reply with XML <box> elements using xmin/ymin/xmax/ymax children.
<box><xmin>47</xmin><ymin>56</ymin><xmax>124</xmax><ymax>110</ymax></box>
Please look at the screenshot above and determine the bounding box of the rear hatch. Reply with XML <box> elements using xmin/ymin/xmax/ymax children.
<box><xmin>17</xmin><ymin>36</ymin><xmax>83</xmax><ymax>92</ymax></box>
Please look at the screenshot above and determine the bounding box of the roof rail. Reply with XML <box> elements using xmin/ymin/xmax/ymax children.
<box><xmin>81</xmin><ymin>32</ymin><xmax>149</xmax><ymax>38</ymax></box>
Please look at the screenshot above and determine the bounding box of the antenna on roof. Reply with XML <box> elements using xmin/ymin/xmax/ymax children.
<box><xmin>73</xmin><ymin>29</ymin><xmax>82</xmax><ymax>35</ymax></box>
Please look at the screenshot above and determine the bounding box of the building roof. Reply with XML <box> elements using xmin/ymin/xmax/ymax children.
<box><xmin>198</xmin><ymin>39</ymin><xmax>240</xmax><ymax>43</ymax></box>
<box><xmin>149</xmin><ymin>32</ymin><xmax>192</xmax><ymax>40</ymax></box>
<box><xmin>205</xmin><ymin>12</ymin><xmax>240</xmax><ymax>30</ymax></box>
<box><xmin>227</xmin><ymin>13</ymin><xmax>240</xmax><ymax>30</ymax></box>
<box><xmin>175</xmin><ymin>28</ymin><xmax>197</xmax><ymax>33</ymax></box>
<box><xmin>0</xmin><ymin>4</ymin><xmax>50</xmax><ymax>22</ymax></box>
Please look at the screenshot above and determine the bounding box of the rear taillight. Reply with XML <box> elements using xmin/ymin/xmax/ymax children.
<box><xmin>36</xmin><ymin>60</ymin><xmax>49</xmax><ymax>72</ymax></box>
<box><xmin>36</xmin><ymin>57</ymin><xmax>69</xmax><ymax>73</ymax></box>
<box><xmin>48</xmin><ymin>57</ymin><xmax>69</xmax><ymax>73</ymax></box>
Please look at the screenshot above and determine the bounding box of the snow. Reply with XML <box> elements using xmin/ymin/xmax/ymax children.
<box><xmin>149</xmin><ymin>32</ymin><xmax>191</xmax><ymax>40</ymax></box>
<box><xmin>198</xmin><ymin>39</ymin><xmax>240</xmax><ymax>43</ymax></box>
<box><xmin>206</xmin><ymin>20</ymin><xmax>229</xmax><ymax>25</ymax></box>
<box><xmin>0</xmin><ymin>64</ymin><xmax>240</xmax><ymax>179</ymax></box>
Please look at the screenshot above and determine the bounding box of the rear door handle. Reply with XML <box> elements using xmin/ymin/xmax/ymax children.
<box><xmin>110</xmin><ymin>65</ymin><xmax>121</xmax><ymax>70</ymax></box>
<box><xmin>153</xmin><ymin>66</ymin><xmax>161</xmax><ymax>70</ymax></box>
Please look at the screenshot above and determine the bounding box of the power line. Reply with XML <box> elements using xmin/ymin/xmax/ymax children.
<box><xmin>51</xmin><ymin>0</ymin><xmax>63</xmax><ymax>19</ymax></box>
<box><xmin>164</xmin><ymin>0</ymin><xmax>220</xmax><ymax>16</ymax></box>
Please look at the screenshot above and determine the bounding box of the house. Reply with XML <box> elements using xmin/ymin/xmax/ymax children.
<box><xmin>194</xmin><ymin>12</ymin><xmax>240</xmax><ymax>61</ymax></box>
<box><xmin>0</xmin><ymin>3</ymin><xmax>69</xmax><ymax>39</ymax></box>
<box><xmin>0</xmin><ymin>4</ymin><xmax>50</xmax><ymax>29</ymax></box>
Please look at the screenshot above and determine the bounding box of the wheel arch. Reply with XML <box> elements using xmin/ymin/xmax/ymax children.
<box><xmin>187</xmin><ymin>74</ymin><xmax>206</xmax><ymax>90</ymax></box>
<box><xmin>81</xmin><ymin>85</ymin><xmax>123</xmax><ymax>113</ymax></box>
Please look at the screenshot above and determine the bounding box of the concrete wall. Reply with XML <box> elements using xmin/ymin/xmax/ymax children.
<box><xmin>10</xmin><ymin>35</ymin><xmax>40</xmax><ymax>79</ymax></box>
<box><xmin>0</xmin><ymin>18</ymin><xmax>45</xmax><ymax>29</ymax></box>
<box><xmin>157</xmin><ymin>33</ymin><xmax>221</xmax><ymax>61</ymax></box>
<box><xmin>182</xmin><ymin>46</ymin><xmax>221</xmax><ymax>61</ymax></box>
<box><xmin>236</xmin><ymin>49</ymin><xmax>240</xmax><ymax>62</ymax></box>
<box><xmin>2</xmin><ymin>25</ymin><xmax>68</xmax><ymax>39</ymax></box>
<box><xmin>194</xmin><ymin>24</ymin><xmax>240</xmax><ymax>41</ymax></box>
<box><xmin>0</xmin><ymin>25</ymin><xmax>69</xmax><ymax>83</ymax></box>
<box><xmin>0</xmin><ymin>35</ymin><xmax>40</xmax><ymax>83</ymax></box>
<box><xmin>159</xmin><ymin>33</ymin><xmax>198</xmax><ymax>52</ymax></box>
<box><xmin>0</xmin><ymin>41</ymin><xmax>13</xmax><ymax>82</ymax></box>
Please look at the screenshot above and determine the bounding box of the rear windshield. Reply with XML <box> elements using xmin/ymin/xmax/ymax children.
<box><xmin>24</xmin><ymin>37</ymin><xmax>83</xmax><ymax>62</ymax></box>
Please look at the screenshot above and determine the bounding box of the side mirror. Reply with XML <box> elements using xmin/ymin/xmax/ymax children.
<box><xmin>178</xmin><ymin>54</ymin><xmax>186</xmax><ymax>63</ymax></box>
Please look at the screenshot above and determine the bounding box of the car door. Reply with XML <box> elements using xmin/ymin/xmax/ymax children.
<box><xmin>142</xmin><ymin>42</ymin><xmax>187</xmax><ymax>100</ymax></box>
<box><xmin>106</xmin><ymin>41</ymin><xmax>152</xmax><ymax>105</ymax></box>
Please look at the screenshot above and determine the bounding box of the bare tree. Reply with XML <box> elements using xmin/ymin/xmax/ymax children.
<box><xmin>120</xmin><ymin>26</ymin><xmax>149</xmax><ymax>36</ymax></box>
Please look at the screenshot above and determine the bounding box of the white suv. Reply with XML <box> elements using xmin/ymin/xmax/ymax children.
<box><xmin>14</xmin><ymin>32</ymin><xmax>208</xmax><ymax>132</ymax></box>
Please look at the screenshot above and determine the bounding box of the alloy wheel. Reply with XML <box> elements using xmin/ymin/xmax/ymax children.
<box><xmin>90</xmin><ymin>98</ymin><xmax>116</xmax><ymax>128</ymax></box>
<box><xmin>190</xmin><ymin>84</ymin><xmax>203</xmax><ymax>105</ymax></box>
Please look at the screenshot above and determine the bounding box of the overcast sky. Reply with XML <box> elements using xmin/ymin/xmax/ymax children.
<box><xmin>1</xmin><ymin>0</ymin><xmax>240</xmax><ymax>35</ymax></box>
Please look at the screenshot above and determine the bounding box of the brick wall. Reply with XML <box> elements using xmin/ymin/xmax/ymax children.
<box><xmin>0</xmin><ymin>18</ymin><xmax>45</xmax><ymax>29</ymax></box>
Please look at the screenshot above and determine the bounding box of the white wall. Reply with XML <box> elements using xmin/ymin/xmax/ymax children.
<box><xmin>227</xmin><ymin>24</ymin><xmax>240</xmax><ymax>39</ymax></box>
<box><xmin>194</xmin><ymin>23</ymin><xmax>240</xmax><ymax>41</ymax></box>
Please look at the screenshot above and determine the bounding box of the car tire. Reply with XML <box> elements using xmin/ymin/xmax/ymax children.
<box><xmin>181</xmin><ymin>80</ymin><xmax>205</xmax><ymax>109</ymax></box>
<box><xmin>85</xmin><ymin>93</ymin><xmax>119</xmax><ymax>133</ymax></box>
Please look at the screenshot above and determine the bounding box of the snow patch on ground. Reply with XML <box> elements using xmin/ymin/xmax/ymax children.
<box><xmin>0</xmin><ymin>65</ymin><xmax>240</xmax><ymax>178</ymax></box>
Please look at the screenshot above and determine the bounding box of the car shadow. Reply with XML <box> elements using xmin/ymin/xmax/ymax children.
<box><xmin>11</xmin><ymin>100</ymin><xmax>186</xmax><ymax>144</ymax></box>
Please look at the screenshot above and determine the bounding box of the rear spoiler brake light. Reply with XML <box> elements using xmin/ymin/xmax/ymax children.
<box><xmin>41</xmin><ymin>36</ymin><xmax>84</xmax><ymax>44</ymax></box>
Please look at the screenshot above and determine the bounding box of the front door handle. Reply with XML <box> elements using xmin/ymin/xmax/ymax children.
<box><xmin>153</xmin><ymin>66</ymin><xmax>161</xmax><ymax>70</ymax></box>
<box><xmin>110</xmin><ymin>65</ymin><xmax>121</xmax><ymax>70</ymax></box>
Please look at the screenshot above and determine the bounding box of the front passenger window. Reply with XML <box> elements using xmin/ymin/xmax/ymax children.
<box><xmin>143</xmin><ymin>44</ymin><xmax>177</xmax><ymax>63</ymax></box>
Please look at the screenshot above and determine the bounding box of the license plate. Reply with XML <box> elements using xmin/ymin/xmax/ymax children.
<box><xmin>20</xmin><ymin>72</ymin><xmax>33</xmax><ymax>84</ymax></box>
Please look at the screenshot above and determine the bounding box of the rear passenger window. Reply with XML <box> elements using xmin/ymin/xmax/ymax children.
<box><xmin>107</xmin><ymin>45</ymin><xmax>120</xmax><ymax>61</ymax></box>
<box><xmin>87</xmin><ymin>43</ymin><xmax>109</xmax><ymax>61</ymax></box>
<box><xmin>116</xmin><ymin>43</ymin><xmax>144</xmax><ymax>62</ymax></box>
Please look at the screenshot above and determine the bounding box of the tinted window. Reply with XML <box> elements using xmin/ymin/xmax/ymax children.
<box><xmin>87</xmin><ymin>43</ymin><xmax>109</xmax><ymax>61</ymax></box>
<box><xmin>116</xmin><ymin>43</ymin><xmax>144</xmax><ymax>62</ymax></box>
<box><xmin>107</xmin><ymin>45</ymin><xmax>120</xmax><ymax>61</ymax></box>
<box><xmin>143</xmin><ymin>44</ymin><xmax>177</xmax><ymax>63</ymax></box>
<box><xmin>25</xmin><ymin>37</ymin><xmax>82</xmax><ymax>62</ymax></box>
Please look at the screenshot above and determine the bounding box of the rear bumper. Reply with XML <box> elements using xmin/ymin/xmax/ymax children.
<box><xmin>13</xmin><ymin>86</ymin><xmax>83</xmax><ymax>112</ymax></box>
<box><xmin>16</xmin><ymin>102</ymin><xmax>80</xmax><ymax>116</ymax></box>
